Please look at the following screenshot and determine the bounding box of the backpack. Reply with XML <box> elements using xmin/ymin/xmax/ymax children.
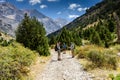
<box><xmin>54</xmin><ymin>44</ymin><xmax>58</xmax><ymax>51</ymax></box>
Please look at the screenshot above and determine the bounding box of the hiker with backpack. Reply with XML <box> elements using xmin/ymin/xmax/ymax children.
<box><xmin>55</xmin><ymin>42</ymin><xmax>61</xmax><ymax>61</ymax></box>
<box><xmin>70</xmin><ymin>42</ymin><xmax>75</xmax><ymax>58</ymax></box>
<box><xmin>62</xmin><ymin>43</ymin><xmax>67</xmax><ymax>54</ymax></box>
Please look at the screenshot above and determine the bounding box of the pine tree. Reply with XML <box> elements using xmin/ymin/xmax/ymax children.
<box><xmin>107</xmin><ymin>19</ymin><xmax>115</xmax><ymax>33</ymax></box>
<box><xmin>57</xmin><ymin>28</ymin><xmax>73</xmax><ymax>46</ymax></box>
<box><xmin>16</xmin><ymin>14</ymin><xmax>50</xmax><ymax>56</ymax></box>
<box><xmin>72</xmin><ymin>32</ymin><xmax>82</xmax><ymax>46</ymax></box>
<box><xmin>49</xmin><ymin>35</ymin><xmax>56</xmax><ymax>45</ymax></box>
<box><xmin>90</xmin><ymin>30</ymin><xmax>102</xmax><ymax>46</ymax></box>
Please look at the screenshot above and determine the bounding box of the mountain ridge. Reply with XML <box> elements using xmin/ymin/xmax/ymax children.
<box><xmin>0</xmin><ymin>2</ymin><xmax>62</xmax><ymax>36</ymax></box>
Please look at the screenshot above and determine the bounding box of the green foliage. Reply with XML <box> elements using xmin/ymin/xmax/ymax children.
<box><xmin>107</xmin><ymin>56</ymin><xmax>117</xmax><ymax>70</ymax></box>
<box><xmin>0</xmin><ymin>42</ymin><xmax>37</xmax><ymax>80</ymax></box>
<box><xmin>57</xmin><ymin>28</ymin><xmax>73</xmax><ymax>46</ymax></box>
<box><xmin>107</xmin><ymin>19</ymin><xmax>116</xmax><ymax>33</ymax></box>
<box><xmin>72</xmin><ymin>32</ymin><xmax>82</xmax><ymax>46</ymax></box>
<box><xmin>114</xmin><ymin>74</ymin><xmax>120</xmax><ymax>80</ymax></box>
<box><xmin>16</xmin><ymin>13</ymin><xmax>50</xmax><ymax>56</ymax></box>
<box><xmin>90</xmin><ymin>30</ymin><xmax>102</xmax><ymax>46</ymax></box>
<box><xmin>109</xmin><ymin>74</ymin><xmax>114</xmax><ymax>80</ymax></box>
<box><xmin>82</xmin><ymin>20</ymin><xmax>114</xmax><ymax>47</ymax></box>
<box><xmin>0</xmin><ymin>37</ymin><xmax>3</xmax><ymax>42</ymax></box>
<box><xmin>55</xmin><ymin>28</ymin><xmax>82</xmax><ymax>46</ymax></box>
<box><xmin>87</xmin><ymin>50</ymin><xmax>104</xmax><ymax>67</ymax></box>
<box><xmin>0</xmin><ymin>38</ymin><xmax>14</xmax><ymax>47</ymax></box>
<box><xmin>76</xmin><ymin>45</ymin><xmax>118</xmax><ymax>70</ymax></box>
<box><xmin>49</xmin><ymin>35</ymin><xmax>56</xmax><ymax>45</ymax></box>
<box><xmin>87</xmin><ymin>49</ymin><xmax>117</xmax><ymax>69</ymax></box>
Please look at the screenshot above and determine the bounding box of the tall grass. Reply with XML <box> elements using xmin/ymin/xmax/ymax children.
<box><xmin>76</xmin><ymin>45</ymin><xmax>118</xmax><ymax>70</ymax></box>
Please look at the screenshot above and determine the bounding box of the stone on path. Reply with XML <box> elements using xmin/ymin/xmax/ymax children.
<box><xmin>35</xmin><ymin>50</ymin><xmax>93</xmax><ymax>80</ymax></box>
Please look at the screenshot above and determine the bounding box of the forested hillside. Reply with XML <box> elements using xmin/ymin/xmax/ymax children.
<box><xmin>49</xmin><ymin>0</ymin><xmax>120</xmax><ymax>36</ymax></box>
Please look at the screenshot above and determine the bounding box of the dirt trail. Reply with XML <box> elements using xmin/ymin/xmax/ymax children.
<box><xmin>35</xmin><ymin>50</ymin><xmax>93</xmax><ymax>80</ymax></box>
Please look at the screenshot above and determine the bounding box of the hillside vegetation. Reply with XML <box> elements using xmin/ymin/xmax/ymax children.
<box><xmin>0</xmin><ymin>32</ymin><xmax>38</xmax><ymax>80</ymax></box>
<box><xmin>49</xmin><ymin>0</ymin><xmax>120</xmax><ymax>36</ymax></box>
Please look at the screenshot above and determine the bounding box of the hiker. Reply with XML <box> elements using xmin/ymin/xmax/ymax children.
<box><xmin>62</xmin><ymin>43</ymin><xmax>67</xmax><ymax>54</ymax></box>
<box><xmin>56</xmin><ymin>42</ymin><xmax>61</xmax><ymax>61</ymax></box>
<box><xmin>70</xmin><ymin>42</ymin><xmax>75</xmax><ymax>58</ymax></box>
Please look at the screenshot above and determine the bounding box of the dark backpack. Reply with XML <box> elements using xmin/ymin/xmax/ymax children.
<box><xmin>54</xmin><ymin>45</ymin><xmax>58</xmax><ymax>51</ymax></box>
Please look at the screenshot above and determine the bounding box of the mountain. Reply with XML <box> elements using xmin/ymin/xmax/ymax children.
<box><xmin>0</xmin><ymin>2</ymin><xmax>61</xmax><ymax>36</ymax></box>
<box><xmin>48</xmin><ymin>0</ymin><xmax>120</xmax><ymax>36</ymax></box>
<box><xmin>54</xmin><ymin>18</ymin><xmax>68</xmax><ymax>28</ymax></box>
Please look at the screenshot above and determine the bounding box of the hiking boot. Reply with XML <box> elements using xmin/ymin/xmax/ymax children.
<box><xmin>72</xmin><ymin>56</ymin><xmax>74</xmax><ymax>58</ymax></box>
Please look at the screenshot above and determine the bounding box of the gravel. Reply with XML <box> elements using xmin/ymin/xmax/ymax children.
<box><xmin>36</xmin><ymin>50</ymin><xmax>93</xmax><ymax>80</ymax></box>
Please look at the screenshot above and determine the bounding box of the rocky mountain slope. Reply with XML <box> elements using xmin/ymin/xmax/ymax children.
<box><xmin>54</xmin><ymin>18</ymin><xmax>68</xmax><ymax>28</ymax></box>
<box><xmin>0</xmin><ymin>2</ymin><xmax>61</xmax><ymax>36</ymax></box>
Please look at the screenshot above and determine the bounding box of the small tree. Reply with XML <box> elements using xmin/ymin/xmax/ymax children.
<box><xmin>57</xmin><ymin>28</ymin><xmax>73</xmax><ymax>46</ymax></box>
<box><xmin>90</xmin><ymin>30</ymin><xmax>102</xmax><ymax>46</ymax></box>
<box><xmin>49</xmin><ymin>35</ymin><xmax>56</xmax><ymax>45</ymax></box>
<box><xmin>72</xmin><ymin>32</ymin><xmax>82</xmax><ymax>46</ymax></box>
<box><xmin>16</xmin><ymin>14</ymin><xmax>50</xmax><ymax>56</ymax></box>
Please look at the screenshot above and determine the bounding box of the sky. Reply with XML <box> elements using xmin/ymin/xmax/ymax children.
<box><xmin>2</xmin><ymin>0</ymin><xmax>102</xmax><ymax>22</ymax></box>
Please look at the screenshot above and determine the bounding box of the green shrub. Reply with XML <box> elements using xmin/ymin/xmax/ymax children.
<box><xmin>0</xmin><ymin>37</ymin><xmax>3</xmax><ymax>42</ymax></box>
<box><xmin>87</xmin><ymin>50</ymin><xmax>105</xmax><ymax>67</ymax></box>
<box><xmin>114</xmin><ymin>74</ymin><xmax>120</xmax><ymax>80</ymax></box>
<box><xmin>113</xmin><ymin>45</ymin><xmax>120</xmax><ymax>52</ymax></box>
<box><xmin>1</xmin><ymin>40</ymin><xmax>9</xmax><ymax>46</ymax></box>
<box><xmin>84</xmin><ymin>62</ymin><xmax>96</xmax><ymax>71</ymax></box>
<box><xmin>77</xmin><ymin>49</ymin><xmax>87</xmax><ymax>58</ymax></box>
<box><xmin>0</xmin><ymin>42</ymin><xmax>37</xmax><ymax>80</ymax></box>
<box><xmin>107</xmin><ymin>56</ymin><xmax>117</xmax><ymax>70</ymax></box>
<box><xmin>109</xmin><ymin>74</ymin><xmax>114</xmax><ymax>80</ymax></box>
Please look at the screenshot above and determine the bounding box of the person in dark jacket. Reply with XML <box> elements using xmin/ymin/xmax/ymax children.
<box><xmin>56</xmin><ymin>42</ymin><xmax>61</xmax><ymax>61</ymax></box>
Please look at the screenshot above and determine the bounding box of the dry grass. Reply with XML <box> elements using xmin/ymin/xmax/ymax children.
<box><xmin>77</xmin><ymin>44</ymin><xmax>120</xmax><ymax>80</ymax></box>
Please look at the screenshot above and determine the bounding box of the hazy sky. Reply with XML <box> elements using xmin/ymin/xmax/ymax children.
<box><xmin>5</xmin><ymin>0</ymin><xmax>102</xmax><ymax>21</ymax></box>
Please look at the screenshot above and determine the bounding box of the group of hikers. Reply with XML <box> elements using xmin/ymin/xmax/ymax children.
<box><xmin>55</xmin><ymin>42</ymin><xmax>75</xmax><ymax>61</ymax></box>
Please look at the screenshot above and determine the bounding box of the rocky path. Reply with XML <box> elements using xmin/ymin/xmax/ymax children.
<box><xmin>35</xmin><ymin>50</ymin><xmax>93</xmax><ymax>80</ymax></box>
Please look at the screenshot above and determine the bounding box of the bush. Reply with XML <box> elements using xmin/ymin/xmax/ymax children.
<box><xmin>1</xmin><ymin>40</ymin><xmax>9</xmax><ymax>46</ymax></box>
<box><xmin>0</xmin><ymin>37</ymin><xmax>3</xmax><ymax>42</ymax></box>
<box><xmin>77</xmin><ymin>49</ymin><xmax>87</xmax><ymax>58</ymax></box>
<box><xmin>107</xmin><ymin>56</ymin><xmax>117</xmax><ymax>70</ymax></box>
<box><xmin>114</xmin><ymin>74</ymin><xmax>120</xmax><ymax>80</ymax></box>
<box><xmin>77</xmin><ymin>45</ymin><xmax>118</xmax><ymax>69</ymax></box>
<box><xmin>113</xmin><ymin>45</ymin><xmax>120</xmax><ymax>52</ymax></box>
<box><xmin>0</xmin><ymin>39</ymin><xmax>14</xmax><ymax>47</ymax></box>
<box><xmin>0</xmin><ymin>42</ymin><xmax>37</xmax><ymax>80</ymax></box>
<box><xmin>109</xmin><ymin>74</ymin><xmax>114</xmax><ymax>80</ymax></box>
<box><xmin>87</xmin><ymin>50</ymin><xmax>105</xmax><ymax>67</ymax></box>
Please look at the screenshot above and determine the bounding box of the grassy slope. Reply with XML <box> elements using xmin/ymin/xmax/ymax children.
<box><xmin>0</xmin><ymin>32</ymin><xmax>51</xmax><ymax>80</ymax></box>
<box><xmin>75</xmin><ymin>44</ymin><xmax>120</xmax><ymax>79</ymax></box>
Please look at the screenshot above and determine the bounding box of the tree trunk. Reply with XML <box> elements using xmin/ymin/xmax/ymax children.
<box><xmin>113</xmin><ymin>12</ymin><xmax>120</xmax><ymax>43</ymax></box>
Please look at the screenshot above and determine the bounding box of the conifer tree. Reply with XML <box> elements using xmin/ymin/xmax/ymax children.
<box><xmin>72</xmin><ymin>32</ymin><xmax>82</xmax><ymax>46</ymax></box>
<box><xmin>57</xmin><ymin>28</ymin><xmax>73</xmax><ymax>46</ymax></box>
<box><xmin>90</xmin><ymin>30</ymin><xmax>102</xmax><ymax>46</ymax></box>
<box><xmin>16</xmin><ymin>14</ymin><xmax>50</xmax><ymax>56</ymax></box>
